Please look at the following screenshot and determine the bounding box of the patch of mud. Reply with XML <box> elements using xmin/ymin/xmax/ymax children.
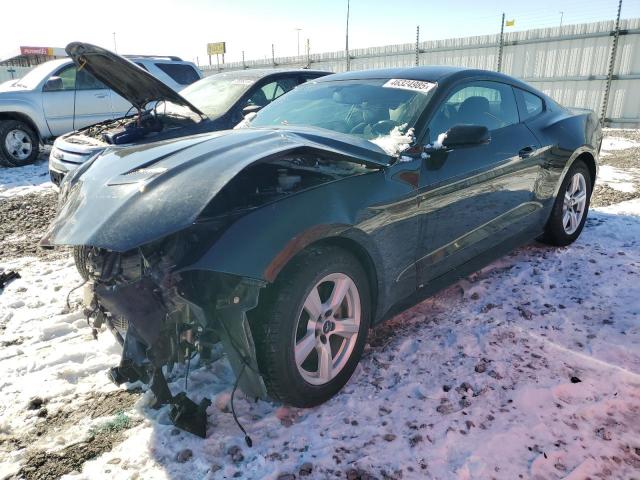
<box><xmin>592</xmin><ymin>184</ymin><xmax>640</xmax><ymax>207</ymax></box>
<box><xmin>19</xmin><ymin>430</ymin><xmax>126</xmax><ymax>480</ymax></box>
<box><xmin>31</xmin><ymin>389</ymin><xmax>141</xmax><ymax>440</ymax></box>
<box><xmin>0</xmin><ymin>191</ymin><xmax>67</xmax><ymax>262</ymax></box>
<box><xmin>2</xmin><ymin>389</ymin><xmax>141</xmax><ymax>479</ymax></box>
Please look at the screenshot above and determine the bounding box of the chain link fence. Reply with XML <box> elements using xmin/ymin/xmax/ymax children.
<box><xmin>202</xmin><ymin>18</ymin><xmax>640</xmax><ymax>127</ymax></box>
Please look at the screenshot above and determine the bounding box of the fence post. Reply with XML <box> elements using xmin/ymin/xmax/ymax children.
<box><xmin>497</xmin><ymin>12</ymin><xmax>505</xmax><ymax>72</ymax></box>
<box><xmin>415</xmin><ymin>26</ymin><xmax>420</xmax><ymax>66</ymax></box>
<box><xmin>345</xmin><ymin>0</ymin><xmax>351</xmax><ymax>71</ymax></box>
<box><xmin>601</xmin><ymin>0</ymin><xmax>623</xmax><ymax>126</ymax></box>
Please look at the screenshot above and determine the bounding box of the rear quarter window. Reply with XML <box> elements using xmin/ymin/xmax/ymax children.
<box><xmin>517</xmin><ymin>89</ymin><xmax>544</xmax><ymax>121</ymax></box>
<box><xmin>154</xmin><ymin>64</ymin><xmax>200</xmax><ymax>85</ymax></box>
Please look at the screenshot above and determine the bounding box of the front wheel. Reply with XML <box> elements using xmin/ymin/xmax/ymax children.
<box><xmin>0</xmin><ymin>120</ymin><xmax>39</xmax><ymax>167</ymax></box>
<box><xmin>251</xmin><ymin>245</ymin><xmax>371</xmax><ymax>407</ymax></box>
<box><xmin>540</xmin><ymin>160</ymin><xmax>592</xmax><ymax>246</ymax></box>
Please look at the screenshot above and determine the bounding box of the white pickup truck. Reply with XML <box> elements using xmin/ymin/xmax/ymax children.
<box><xmin>0</xmin><ymin>55</ymin><xmax>201</xmax><ymax>167</ymax></box>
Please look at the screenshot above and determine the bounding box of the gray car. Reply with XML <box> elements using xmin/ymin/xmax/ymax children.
<box><xmin>0</xmin><ymin>56</ymin><xmax>200</xmax><ymax>167</ymax></box>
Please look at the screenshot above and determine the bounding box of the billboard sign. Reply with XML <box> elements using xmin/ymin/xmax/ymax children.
<box><xmin>207</xmin><ymin>42</ymin><xmax>226</xmax><ymax>55</ymax></box>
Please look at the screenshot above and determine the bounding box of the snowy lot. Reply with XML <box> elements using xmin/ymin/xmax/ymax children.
<box><xmin>0</xmin><ymin>133</ymin><xmax>639</xmax><ymax>480</ymax></box>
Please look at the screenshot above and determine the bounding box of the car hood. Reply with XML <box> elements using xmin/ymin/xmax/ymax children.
<box><xmin>41</xmin><ymin>126</ymin><xmax>392</xmax><ymax>252</ymax></box>
<box><xmin>66</xmin><ymin>42</ymin><xmax>204</xmax><ymax>117</ymax></box>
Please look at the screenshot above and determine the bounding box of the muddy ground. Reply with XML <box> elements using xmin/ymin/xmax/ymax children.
<box><xmin>0</xmin><ymin>390</ymin><xmax>141</xmax><ymax>480</ymax></box>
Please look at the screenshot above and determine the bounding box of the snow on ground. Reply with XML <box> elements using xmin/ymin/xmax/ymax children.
<box><xmin>0</xmin><ymin>151</ymin><xmax>52</xmax><ymax>199</ymax></box>
<box><xmin>600</xmin><ymin>136</ymin><xmax>640</xmax><ymax>154</ymax></box>
<box><xmin>1</xmin><ymin>137</ymin><xmax>640</xmax><ymax>480</ymax></box>
<box><xmin>598</xmin><ymin>165</ymin><xmax>640</xmax><ymax>193</ymax></box>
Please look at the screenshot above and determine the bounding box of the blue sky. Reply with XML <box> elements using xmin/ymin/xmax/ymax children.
<box><xmin>2</xmin><ymin>0</ymin><xmax>639</xmax><ymax>64</ymax></box>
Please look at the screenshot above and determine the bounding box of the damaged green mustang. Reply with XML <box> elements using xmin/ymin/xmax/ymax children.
<box><xmin>41</xmin><ymin>66</ymin><xmax>601</xmax><ymax>437</ymax></box>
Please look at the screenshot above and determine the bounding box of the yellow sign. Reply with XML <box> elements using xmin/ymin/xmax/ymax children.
<box><xmin>505</xmin><ymin>19</ymin><xmax>515</xmax><ymax>27</ymax></box>
<box><xmin>207</xmin><ymin>42</ymin><xmax>226</xmax><ymax>55</ymax></box>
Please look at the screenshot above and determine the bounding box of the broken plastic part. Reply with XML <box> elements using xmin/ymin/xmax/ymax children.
<box><xmin>169</xmin><ymin>393</ymin><xmax>212</xmax><ymax>439</ymax></box>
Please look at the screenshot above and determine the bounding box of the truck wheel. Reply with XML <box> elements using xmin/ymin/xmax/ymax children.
<box><xmin>0</xmin><ymin>120</ymin><xmax>39</xmax><ymax>167</ymax></box>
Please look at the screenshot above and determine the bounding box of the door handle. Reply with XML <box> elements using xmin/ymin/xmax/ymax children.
<box><xmin>518</xmin><ymin>146</ymin><xmax>536</xmax><ymax>158</ymax></box>
<box><xmin>94</xmin><ymin>93</ymin><xmax>108</xmax><ymax>99</ymax></box>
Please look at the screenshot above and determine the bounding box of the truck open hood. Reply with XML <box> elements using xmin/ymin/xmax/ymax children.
<box><xmin>65</xmin><ymin>42</ymin><xmax>204</xmax><ymax>117</ymax></box>
<box><xmin>41</xmin><ymin>126</ymin><xmax>392</xmax><ymax>252</ymax></box>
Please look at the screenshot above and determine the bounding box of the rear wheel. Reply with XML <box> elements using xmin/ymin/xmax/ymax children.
<box><xmin>251</xmin><ymin>245</ymin><xmax>371</xmax><ymax>407</ymax></box>
<box><xmin>0</xmin><ymin>120</ymin><xmax>39</xmax><ymax>167</ymax></box>
<box><xmin>540</xmin><ymin>160</ymin><xmax>592</xmax><ymax>246</ymax></box>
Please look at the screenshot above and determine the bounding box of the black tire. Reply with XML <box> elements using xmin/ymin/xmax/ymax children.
<box><xmin>0</xmin><ymin>120</ymin><xmax>40</xmax><ymax>167</ymax></box>
<box><xmin>73</xmin><ymin>246</ymin><xmax>91</xmax><ymax>281</ymax></box>
<box><xmin>250</xmin><ymin>245</ymin><xmax>371</xmax><ymax>407</ymax></box>
<box><xmin>539</xmin><ymin>160</ymin><xmax>592</xmax><ymax>247</ymax></box>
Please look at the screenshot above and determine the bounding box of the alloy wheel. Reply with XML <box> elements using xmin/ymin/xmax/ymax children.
<box><xmin>562</xmin><ymin>171</ymin><xmax>587</xmax><ymax>235</ymax></box>
<box><xmin>294</xmin><ymin>272</ymin><xmax>361</xmax><ymax>385</ymax></box>
<box><xmin>4</xmin><ymin>129</ymin><xmax>33</xmax><ymax>161</ymax></box>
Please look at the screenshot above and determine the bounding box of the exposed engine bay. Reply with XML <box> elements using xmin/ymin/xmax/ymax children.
<box><xmin>202</xmin><ymin>152</ymin><xmax>370</xmax><ymax>217</ymax></box>
<box><xmin>71</xmin><ymin>102</ymin><xmax>201</xmax><ymax>146</ymax></box>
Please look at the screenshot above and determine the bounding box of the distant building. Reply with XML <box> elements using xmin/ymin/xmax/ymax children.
<box><xmin>0</xmin><ymin>46</ymin><xmax>67</xmax><ymax>67</ymax></box>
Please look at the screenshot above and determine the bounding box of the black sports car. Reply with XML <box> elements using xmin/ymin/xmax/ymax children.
<box><xmin>42</xmin><ymin>66</ymin><xmax>601</xmax><ymax>437</ymax></box>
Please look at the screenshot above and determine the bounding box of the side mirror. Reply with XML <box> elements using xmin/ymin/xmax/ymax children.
<box><xmin>242</xmin><ymin>104</ymin><xmax>262</xmax><ymax>116</ymax></box>
<box><xmin>441</xmin><ymin>124</ymin><xmax>490</xmax><ymax>147</ymax></box>
<box><xmin>43</xmin><ymin>77</ymin><xmax>64</xmax><ymax>92</ymax></box>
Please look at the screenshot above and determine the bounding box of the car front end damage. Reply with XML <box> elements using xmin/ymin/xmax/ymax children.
<box><xmin>41</xmin><ymin>126</ymin><xmax>391</xmax><ymax>438</ymax></box>
<box><xmin>79</xmin><ymin>238</ymin><xmax>267</xmax><ymax>438</ymax></box>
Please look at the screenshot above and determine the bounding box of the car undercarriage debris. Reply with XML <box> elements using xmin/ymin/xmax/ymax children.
<box><xmin>78</xmin><ymin>242</ymin><xmax>267</xmax><ymax>438</ymax></box>
<box><xmin>0</xmin><ymin>270</ymin><xmax>20</xmax><ymax>289</ymax></box>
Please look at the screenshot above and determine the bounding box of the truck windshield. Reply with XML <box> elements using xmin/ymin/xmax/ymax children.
<box><xmin>251</xmin><ymin>79</ymin><xmax>435</xmax><ymax>139</ymax></box>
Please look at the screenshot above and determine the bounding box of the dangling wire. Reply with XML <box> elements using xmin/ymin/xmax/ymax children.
<box><xmin>66</xmin><ymin>280</ymin><xmax>87</xmax><ymax>310</ymax></box>
<box><xmin>230</xmin><ymin>363</ymin><xmax>253</xmax><ymax>448</ymax></box>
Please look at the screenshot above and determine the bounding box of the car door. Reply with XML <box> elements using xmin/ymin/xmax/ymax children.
<box><xmin>41</xmin><ymin>64</ymin><xmax>77</xmax><ymax>136</ymax></box>
<box><xmin>416</xmin><ymin>80</ymin><xmax>543</xmax><ymax>285</ymax></box>
<box><xmin>72</xmin><ymin>68</ymin><xmax>113</xmax><ymax>129</ymax></box>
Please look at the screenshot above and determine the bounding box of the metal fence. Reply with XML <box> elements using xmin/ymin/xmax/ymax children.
<box><xmin>202</xmin><ymin>18</ymin><xmax>640</xmax><ymax>127</ymax></box>
<box><xmin>0</xmin><ymin>66</ymin><xmax>32</xmax><ymax>84</ymax></box>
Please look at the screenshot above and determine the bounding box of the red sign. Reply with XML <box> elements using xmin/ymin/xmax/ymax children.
<box><xmin>20</xmin><ymin>46</ymin><xmax>51</xmax><ymax>56</ymax></box>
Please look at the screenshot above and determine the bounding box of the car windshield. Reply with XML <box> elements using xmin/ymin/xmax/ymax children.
<box><xmin>179</xmin><ymin>74</ymin><xmax>257</xmax><ymax>118</ymax></box>
<box><xmin>251</xmin><ymin>79</ymin><xmax>435</xmax><ymax>139</ymax></box>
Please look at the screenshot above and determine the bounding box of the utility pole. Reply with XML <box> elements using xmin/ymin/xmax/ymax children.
<box><xmin>601</xmin><ymin>0</ymin><xmax>623</xmax><ymax>125</ymax></box>
<box><xmin>415</xmin><ymin>25</ymin><xmax>420</xmax><ymax>66</ymax></box>
<box><xmin>345</xmin><ymin>0</ymin><xmax>350</xmax><ymax>71</ymax></box>
<box><xmin>306</xmin><ymin>38</ymin><xmax>311</xmax><ymax>67</ymax></box>
<box><xmin>295</xmin><ymin>28</ymin><xmax>302</xmax><ymax>56</ymax></box>
<box><xmin>559</xmin><ymin>11</ymin><xmax>564</xmax><ymax>28</ymax></box>
<box><xmin>272</xmin><ymin>44</ymin><xmax>276</xmax><ymax>67</ymax></box>
<box><xmin>496</xmin><ymin>12</ymin><xmax>505</xmax><ymax>72</ymax></box>
<box><xmin>112</xmin><ymin>32</ymin><xmax>117</xmax><ymax>53</ymax></box>
<box><xmin>242</xmin><ymin>51</ymin><xmax>246</xmax><ymax>69</ymax></box>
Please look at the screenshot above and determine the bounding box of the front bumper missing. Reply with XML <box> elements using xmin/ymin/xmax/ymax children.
<box><xmin>85</xmin><ymin>274</ymin><xmax>267</xmax><ymax>438</ymax></box>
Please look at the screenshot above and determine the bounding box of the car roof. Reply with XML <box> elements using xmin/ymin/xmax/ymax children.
<box><xmin>210</xmin><ymin>68</ymin><xmax>330</xmax><ymax>80</ymax></box>
<box><xmin>315</xmin><ymin>66</ymin><xmax>535</xmax><ymax>91</ymax></box>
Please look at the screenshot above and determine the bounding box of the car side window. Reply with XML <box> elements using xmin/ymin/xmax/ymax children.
<box><xmin>428</xmin><ymin>81</ymin><xmax>519</xmax><ymax>142</ymax></box>
<box><xmin>76</xmin><ymin>69</ymin><xmax>107</xmax><ymax>90</ymax></box>
<box><xmin>246</xmin><ymin>78</ymin><xmax>298</xmax><ymax>107</ymax></box>
<box><xmin>516</xmin><ymin>89</ymin><xmax>544</xmax><ymax>121</ymax></box>
<box><xmin>49</xmin><ymin>65</ymin><xmax>76</xmax><ymax>91</ymax></box>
